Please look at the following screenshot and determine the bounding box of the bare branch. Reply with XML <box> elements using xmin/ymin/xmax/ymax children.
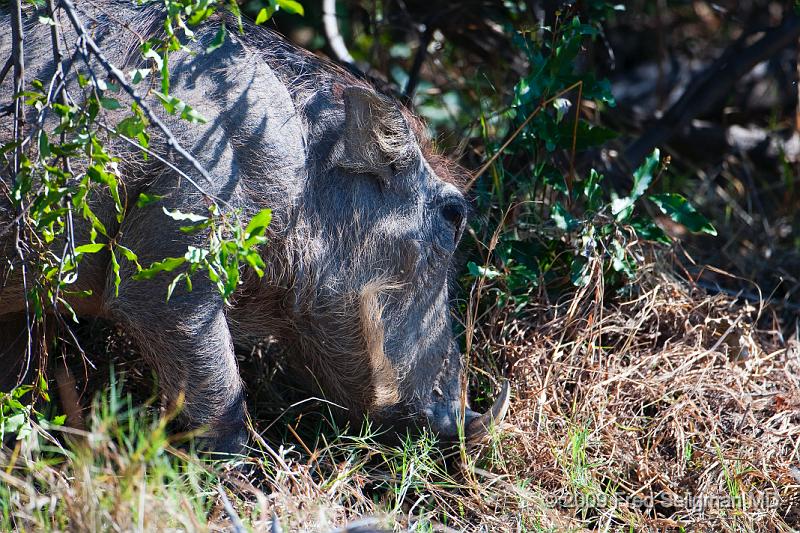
<box><xmin>95</xmin><ymin>121</ymin><xmax>229</xmax><ymax>208</ymax></box>
<box><xmin>47</xmin><ymin>0</ymin><xmax>70</xmax><ymax>113</ymax></box>
<box><xmin>466</xmin><ymin>80</ymin><xmax>584</xmax><ymax>191</ymax></box>
<box><xmin>10</xmin><ymin>0</ymin><xmax>33</xmax><ymax>388</ymax></box>
<box><xmin>0</xmin><ymin>45</ymin><xmax>81</xmax><ymax>182</ymax></box>
<box><xmin>10</xmin><ymin>0</ymin><xmax>25</xmax><ymax>180</ymax></box>
<box><xmin>623</xmin><ymin>13</ymin><xmax>800</xmax><ymax>170</ymax></box>
<box><xmin>322</xmin><ymin>0</ymin><xmax>356</xmax><ymax>67</ymax></box>
<box><xmin>0</xmin><ymin>57</ymin><xmax>12</xmax><ymax>87</ymax></box>
<box><xmin>46</xmin><ymin>0</ymin><xmax>77</xmax><ymax>302</ymax></box>
<box><xmin>404</xmin><ymin>24</ymin><xmax>433</xmax><ymax>100</ymax></box>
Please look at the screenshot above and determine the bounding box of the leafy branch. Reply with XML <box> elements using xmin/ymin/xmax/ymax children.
<box><xmin>1</xmin><ymin>0</ymin><xmax>296</xmax><ymax>396</ymax></box>
<box><xmin>466</xmin><ymin>12</ymin><xmax>716</xmax><ymax>312</ymax></box>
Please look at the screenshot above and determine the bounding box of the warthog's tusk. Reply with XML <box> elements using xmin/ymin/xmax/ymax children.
<box><xmin>465</xmin><ymin>380</ymin><xmax>511</xmax><ymax>441</ymax></box>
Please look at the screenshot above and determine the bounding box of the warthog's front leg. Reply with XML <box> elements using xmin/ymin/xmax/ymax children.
<box><xmin>105</xmin><ymin>201</ymin><xmax>249</xmax><ymax>454</ymax></box>
<box><xmin>108</xmin><ymin>289</ymin><xmax>248</xmax><ymax>454</ymax></box>
<box><xmin>0</xmin><ymin>314</ymin><xmax>32</xmax><ymax>393</ymax></box>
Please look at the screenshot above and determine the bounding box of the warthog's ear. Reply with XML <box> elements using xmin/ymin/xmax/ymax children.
<box><xmin>340</xmin><ymin>86</ymin><xmax>414</xmax><ymax>180</ymax></box>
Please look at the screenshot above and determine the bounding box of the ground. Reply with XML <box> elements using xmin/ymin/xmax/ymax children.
<box><xmin>2</xmin><ymin>252</ymin><xmax>798</xmax><ymax>531</ymax></box>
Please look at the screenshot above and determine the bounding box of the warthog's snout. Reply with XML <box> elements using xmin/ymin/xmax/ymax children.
<box><xmin>423</xmin><ymin>380</ymin><xmax>511</xmax><ymax>442</ymax></box>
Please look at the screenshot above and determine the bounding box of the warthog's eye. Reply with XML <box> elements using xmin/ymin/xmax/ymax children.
<box><xmin>440</xmin><ymin>199</ymin><xmax>467</xmax><ymax>246</ymax></box>
<box><xmin>441</xmin><ymin>202</ymin><xmax>464</xmax><ymax>227</ymax></box>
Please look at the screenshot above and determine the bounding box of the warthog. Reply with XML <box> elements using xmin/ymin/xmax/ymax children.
<box><xmin>0</xmin><ymin>0</ymin><xmax>508</xmax><ymax>453</ymax></box>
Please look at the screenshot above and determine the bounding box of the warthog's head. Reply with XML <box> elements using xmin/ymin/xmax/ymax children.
<box><xmin>283</xmin><ymin>83</ymin><xmax>508</xmax><ymax>442</ymax></box>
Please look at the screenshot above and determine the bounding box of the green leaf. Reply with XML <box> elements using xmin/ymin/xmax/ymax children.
<box><xmin>11</xmin><ymin>385</ymin><xmax>33</xmax><ymax>399</ymax></box>
<box><xmin>129</xmin><ymin>68</ymin><xmax>149</xmax><ymax>84</ymax></box>
<box><xmin>179</xmin><ymin>220</ymin><xmax>212</xmax><ymax>233</ymax></box>
<box><xmin>116</xmin><ymin>244</ymin><xmax>139</xmax><ymax>264</ymax></box>
<box><xmin>81</xmin><ymin>204</ymin><xmax>108</xmax><ymax>237</ymax></box>
<box><xmin>100</xmin><ymin>97</ymin><xmax>122</xmax><ymax>110</ymax></box>
<box><xmin>556</xmin><ymin>120</ymin><xmax>617</xmax><ymax>151</ymax></box>
<box><xmin>136</xmin><ymin>192</ymin><xmax>164</xmax><ymax>208</ymax></box>
<box><xmin>117</xmin><ymin>115</ymin><xmax>147</xmax><ymax>138</ymax></box>
<box><xmin>276</xmin><ymin>0</ymin><xmax>304</xmax><ymax>15</ymax></box>
<box><xmin>162</xmin><ymin>207</ymin><xmax>208</xmax><ymax>223</ymax></box>
<box><xmin>612</xmin><ymin>148</ymin><xmax>660</xmax><ymax>222</ymax></box>
<box><xmin>582</xmin><ymin>169</ymin><xmax>603</xmax><ymax>210</ymax></box>
<box><xmin>570</xmin><ymin>256</ymin><xmax>591</xmax><ymax>287</ymax></box>
<box><xmin>632</xmin><ymin>149</ymin><xmax>661</xmax><ymax>198</ymax></box>
<box><xmin>245</xmin><ymin>209</ymin><xmax>272</xmax><ymax>238</ymax></box>
<box><xmin>133</xmin><ymin>256</ymin><xmax>187</xmax><ymax>280</ymax></box>
<box><xmin>227</xmin><ymin>0</ymin><xmax>244</xmax><ymax>32</ymax></box>
<box><xmin>38</xmin><ymin>131</ymin><xmax>51</xmax><ymax>159</ymax></box>
<box><xmin>74</xmin><ymin>243</ymin><xmax>106</xmax><ymax>254</ymax></box>
<box><xmin>243</xmin><ymin>250</ymin><xmax>266</xmax><ymax>276</ymax></box>
<box><xmin>206</xmin><ymin>262</ymin><xmax>221</xmax><ymax>283</ymax></box>
<box><xmin>3</xmin><ymin>413</ymin><xmax>25</xmax><ymax>434</ymax></box>
<box><xmin>166</xmin><ymin>273</ymin><xmax>187</xmax><ymax>302</ymax></box>
<box><xmin>467</xmin><ymin>261</ymin><xmax>502</xmax><ymax>280</ymax></box>
<box><xmin>536</xmin><ymin>164</ymin><xmax>567</xmax><ymax>194</ymax></box>
<box><xmin>153</xmin><ymin>92</ymin><xmax>208</xmax><ymax>124</ymax></box>
<box><xmin>110</xmin><ymin>249</ymin><xmax>121</xmax><ymax>297</ymax></box>
<box><xmin>86</xmin><ymin>164</ymin><xmax>122</xmax><ymax>215</ymax></box>
<box><xmin>648</xmin><ymin>193</ymin><xmax>717</xmax><ymax>236</ymax></box>
<box><xmin>551</xmin><ymin>202</ymin><xmax>580</xmax><ymax>231</ymax></box>
<box><xmin>160</xmin><ymin>48</ymin><xmax>169</xmax><ymax>95</ymax></box>
<box><xmin>184</xmin><ymin>246</ymin><xmax>209</xmax><ymax>264</ymax></box>
<box><xmin>610</xmin><ymin>240</ymin><xmax>635</xmax><ymax>277</ymax></box>
<box><xmin>206</xmin><ymin>24</ymin><xmax>226</xmax><ymax>53</ymax></box>
<box><xmin>631</xmin><ymin>217</ymin><xmax>671</xmax><ymax>244</ymax></box>
<box><xmin>255</xmin><ymin>7</ymin><xmax>274</xmax><ymax>24</ymax></box>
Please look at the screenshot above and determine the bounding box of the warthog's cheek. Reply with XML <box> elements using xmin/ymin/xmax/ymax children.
<box><xmin>358</xmin><ymin>280</ymin><xmax>401</xmax><ymax>409</ymax></box>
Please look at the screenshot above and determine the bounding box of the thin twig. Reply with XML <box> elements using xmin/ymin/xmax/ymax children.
<box><xmin>0</xmin><ymin>57</ymin><xmax>12</xmax><ymax>87</ymax></box>
<box><xmin>0</xmin><ymin>42</ymin><xmax>81</xmax><ymax>180</ymax></box>
<box><xmin>46</xmin><ymin>0</ymin><xmax>79</xmax><ymax>313</ymax></box>
<box><xmin>216</xmin><ymin>486</ymin><xmax>246</xmax><ymax>533</ymax></box>
<box><xmin>0</xmin><ymin>46</ymin><xmax>83</xmax><ymax>242</ymax></box>
<box><xmin>10</xmin><ymin>0</ymin><xmax>25</xmax><ymax>183</ymax></box>
<box><xmin>459</xmin><ymin>202</ymin><xmax>516</xmax><ymax>469</ymax></box>
<box><xmin>466</xmin><ymin>80</ymin><xmax>583</xmax><ymax>190</ymax></box>
<box><xmin>93</xmin><ymin>122</ymin><xmax>229</xmax><ymax>207</ymax></box>
<box><xmin>47</xmin><ymin>0</ymin><xmax>73</xmax><ymax>152</ymax></box>
<box><xmin>567</xmin><ymin>79</ymin><xmax>582</xmax><ymax>201</ymax></box>
<box><xmin>10</xmin><ymin>0</ymin><xmax>34</xmax><ymax>388</ymax></box>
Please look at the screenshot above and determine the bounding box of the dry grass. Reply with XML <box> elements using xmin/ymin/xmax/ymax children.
<box><xmin>1</xmin><ymin>253</ymin><xmax>799</xmax><ymax>532</ymax></box>
<box><xmin>471</xmin><ymin>256</ymin><xmax>800</xmax><ymax>531</ymax></box>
